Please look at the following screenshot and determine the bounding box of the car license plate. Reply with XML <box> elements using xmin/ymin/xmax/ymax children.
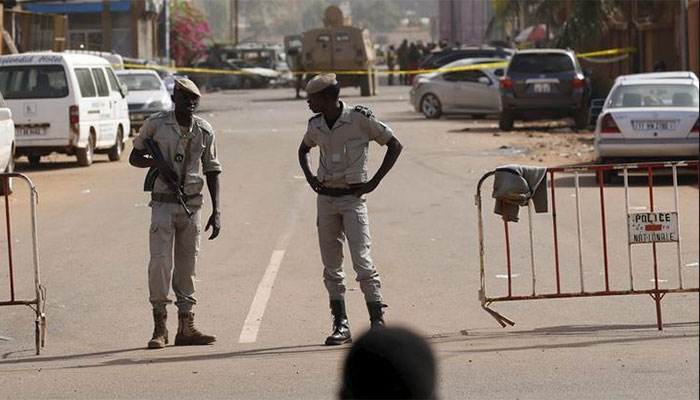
<box><xmin>632</xmin><ymin>120</ymin><xmax>676</xmax><ymax>130</ymax></box>
<box><xmin>533</xmin><ymin>83</ymin><xmax>551</xmax><ymax>93</ymax></box>
<box><xmin>16</xmin><ymin>126</ymin><xmax>47</xmax><ymax>136</ymax></box>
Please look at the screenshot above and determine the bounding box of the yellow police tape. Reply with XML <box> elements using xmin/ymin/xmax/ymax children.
<box><xmin>122</xmin><ymin>47</ymin><xmax>636</xmax><ymax>78</ymax></box>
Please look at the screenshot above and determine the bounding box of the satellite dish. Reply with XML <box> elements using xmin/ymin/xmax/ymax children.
<box><xmin>324</xmin><ymin>5</ymin><xmax>344</xmax><ymax>27</ymax></box>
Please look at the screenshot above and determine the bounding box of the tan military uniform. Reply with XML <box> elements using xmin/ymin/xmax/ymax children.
<box><xmin>303</xmin><ymin>101</ymin><xmax>394</xmax><ymax>303</ymax></box>
<box><xmin>133</xmin><ymin>110</ymin><xmax>222</xmax><ymax>313</ymax></box>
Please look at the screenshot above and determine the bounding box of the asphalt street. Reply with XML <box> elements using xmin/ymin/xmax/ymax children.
<box><xmin>0</xmin><ymin>86</ymin><xmax>698</xmax><ymax>399</ymax></box>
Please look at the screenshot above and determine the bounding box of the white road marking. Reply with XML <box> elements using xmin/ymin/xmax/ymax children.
<box><xmin>685</xmin><ymin>262</ymin><xmax>698</xmax><ymax>268</ymax></box>
<box><xmin>238</xmin><ymin>187</ymin><xmax>306</xmax><ymax>343</ymax></box>
<box><xmin>238</xmin><ymin>250</ymin><xmax>286</xmax><ymax>343</ymax></box>
<box><xmin>496</xmin><ymin>274</ymin><xmax>520</xmax><ymax>279</ymax></box>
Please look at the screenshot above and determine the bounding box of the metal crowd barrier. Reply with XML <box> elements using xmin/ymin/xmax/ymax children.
<box><xmin>1</xmin><ymin>173</ymin><xmax>46</xmax><ymax>355</ymax></box>
<box><xmin>475</xmin><ymin>161</ymin><xmax>699</xmax><ymax>330</ymax></box>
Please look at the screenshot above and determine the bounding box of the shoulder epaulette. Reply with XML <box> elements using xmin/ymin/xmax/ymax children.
<box><xmin>308</xmin><ymin>113</ymin><xmax>323</xmax><ymax>123</ymax></box>
<box><xmin>194</xmin><ymin>116</ymin><xmax>214</xmax><ymax>134</ymax></box>
<box><xmin>353</xmin><ymin>105</ymin><xmax>373</xmax><ymax>118</ymax></box>
<box><xmin>146</xmin><ymin>111</ymin><xmax>169</xmax><ymax>121</ymax></box>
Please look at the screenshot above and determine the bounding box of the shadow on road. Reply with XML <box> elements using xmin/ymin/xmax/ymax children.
<box><xmin>0</xmin><ymin>342</ymin><xmax>346</xmax><ymax>369</ymax></box>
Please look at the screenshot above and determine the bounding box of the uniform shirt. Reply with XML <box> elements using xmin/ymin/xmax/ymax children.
<box><xmin>133</xmin><ymin>110</ymin><xmax>222</xmax><ymax>201</ymax></box>
<box><xmin>303</xmin><ymin>101</ymin><xmax>394</xmax><ymax>188</ymax></box>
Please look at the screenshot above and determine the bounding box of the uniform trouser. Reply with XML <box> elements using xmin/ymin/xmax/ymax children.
<box><xmin>148</xmin><ymin>202</ymin><xmax>201</xmax><ymax>314</ymax></box>
<box><xmin>317</xmin><ymin>194</ymin><xmax>382</xmax><ymax>303</ymax></box>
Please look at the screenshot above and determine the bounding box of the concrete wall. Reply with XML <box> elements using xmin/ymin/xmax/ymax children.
<box><xmin>438</xmin><ymin>0</ymin><xmax>492</xmax><ymax>45</ymax></box>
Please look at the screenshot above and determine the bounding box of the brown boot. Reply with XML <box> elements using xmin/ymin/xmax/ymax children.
<box><xmin>175</xmin><ymin>312</ymin><xmax>216</xmax><ymax>346</ymax></box>
<box><xmin>147</xmin><ymin>310</ymin><xmax>168</xmax><ymax>349</ymax></box>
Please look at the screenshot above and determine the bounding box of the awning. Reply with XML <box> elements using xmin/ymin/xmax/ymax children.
<box><xmin>25</xmin><ymin>1</ymin><xmax>131</xmax><ymax>14</ymax></box>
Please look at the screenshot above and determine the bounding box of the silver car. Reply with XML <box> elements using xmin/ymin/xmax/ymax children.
<box><xmin>594</xmin><ymin>73</ymin><xmax>699</xmax><ymax>181</ymax></box>
<box><xmin>410</xmin><ymin>58</ymin><xmax>506</xmax><ymax>119</ymax></box>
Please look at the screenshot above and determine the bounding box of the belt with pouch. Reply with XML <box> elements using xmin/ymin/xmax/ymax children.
<box><xmin>151</xmin><ymin>193</ymin><xmax>202</xmax><ymax>204</ymax></box>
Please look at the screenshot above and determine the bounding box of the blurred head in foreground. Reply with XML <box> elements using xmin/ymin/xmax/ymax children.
<box><xmin>340</xmin><ymin>327</ymin><xmax>437</xmax><ymax>399</ymax></box>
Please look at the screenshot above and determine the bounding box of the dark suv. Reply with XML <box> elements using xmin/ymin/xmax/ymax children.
<box><xmin>419</xmin><ymin>46</ymin><xmax>514</xmax><ymax>70</ymax></box>
<box><xmin>499</xmin><ymin>49</ymin><xmax>590</xmax><ymax>130</ymax></box>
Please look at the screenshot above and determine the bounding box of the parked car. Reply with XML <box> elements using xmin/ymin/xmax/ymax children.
<box><xmin>419</xmin><ymin>46</ymin><xmax>514</xmax><ymax>70</ymax></box>
<box><xmin>594</xmin><ymin>74</ymin><xmax>699</xmax><ymax>181</ymax></box>
<box><xmin>0</xmin><ymin>52</ymin><xmax>130</xmax><ymax>167</ymax></box>
<box><xmin>115</xmin><ymin>69</ymin><xmax>172</xmax><ymax>134</ymax></box>
<box><xmin>227</xmin><ymin>59</ymin><xmax>279</xmax><ymax>88</ymax></box>
<box><xmin>410</xmin><ymin>58</ymin><xmax>506</xmax><ymax>119</ymax></box>
<box><xmin>188</xmin><ymin>60</ymin><xmax>241</xmax><ymax>91</ymax></box>
<box><xmin>0</xmin><ymin>90</ymin><xmax>15</xmax><ymax>195</ymax></box>
<box><xmin>499</xmin><ymin>49</ymin><xmax>591</xmax><ymax>131</ymax></box>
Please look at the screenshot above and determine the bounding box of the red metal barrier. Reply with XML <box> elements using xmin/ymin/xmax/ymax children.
<box><xmin>1</xmin><ymin>173</ymin><xmax>46</xmax><ymax>355</ymax></box>
<box><xmin>476</xmin><ymin>161</ymin><xmax>699</xmax><ymax>330</ymax></box>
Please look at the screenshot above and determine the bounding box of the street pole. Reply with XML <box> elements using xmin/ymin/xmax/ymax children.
<box><xmin>681</xmin><ymin>0</ymin><xmax>689</xmax><ymax>70</ymax></box>
<box><xmin>230</xmin><ymin>0</ymin><xmax>238</xmax><ymax>44</ymax></box>
<box><xmin>164</xmin><ymin>0</ymin><xmax>170</xmax><ymax>62</ymax></box>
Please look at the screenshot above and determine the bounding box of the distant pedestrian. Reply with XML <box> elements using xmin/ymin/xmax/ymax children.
<box><xmin>386</xmin><ymin>45</ymin><xmax>396</xmax><ymax>86</ymax></box>
<box><xmin>397</xmin><ymin>39</ymin><xmax>409</xmax><ymax>85</ymax></box>
<box><xmin>339</xmin><ymin>327</ymin><xmax>438</xmax><ymax>399</ymax></box>
<box><xmin>298</xmin><ymin>74</ymin><xmax>403</xmax><ymax>346</ymax></box>
<box><xmin>407</xmin><ymin>43</ymin><xmax>421</xmax><ymax>85</ymax></box>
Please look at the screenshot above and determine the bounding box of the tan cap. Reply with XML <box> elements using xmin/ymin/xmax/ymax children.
<box><xmin>305</xmin><ymin>73</ymin><xmax>338</xmax><ymax>94</ymax></box>
<box><xmin>174</xmin><ymin>78</ymin><xmax>201</xmax><ymax>97</ymax></box>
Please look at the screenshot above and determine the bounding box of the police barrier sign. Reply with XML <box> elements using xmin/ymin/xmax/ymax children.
<box><xmin>628</xmin><ymin>212</ymin><xmax>679</xmax><ymax>244</ymax></box>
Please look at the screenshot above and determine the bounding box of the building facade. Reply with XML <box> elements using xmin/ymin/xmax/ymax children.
<box><xmin>23</xmin><ymin>0</ymin><xmax>166</xmax><ymax>61</ymax></box>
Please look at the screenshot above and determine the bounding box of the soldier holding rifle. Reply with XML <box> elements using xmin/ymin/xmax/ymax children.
<box><xmin>129</xmin><ymin>79</ymin><xmax>222</xmax><ymax>349</ymax></box>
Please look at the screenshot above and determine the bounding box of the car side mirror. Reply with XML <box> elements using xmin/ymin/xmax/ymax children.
<box><xmin>0</xmin><ymin>108</ymin><xmax>12</xmax><ymax>121</ymax></box>
<box><xmin>478</xmin><ymin>76</ymin><xmax>492</xmax><ymax>86</ymax></box>
<box><xmin>120</xmin><ymin>83</ymin><xmax>129</xmax><ymax>98</ymax></box>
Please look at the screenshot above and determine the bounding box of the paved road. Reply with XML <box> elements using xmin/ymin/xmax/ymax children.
<box><xmin>1</xmin><ymin>86</ymin><xmax>698</xmax><ymax>399</ymax></box>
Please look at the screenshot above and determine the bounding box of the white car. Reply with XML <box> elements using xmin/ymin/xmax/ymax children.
<box><xmin>115</xmin><ymin>69</ymin><xmax>172</xmax><ymax>133</ymax></box>
<box><xmin>0</xmin><ymin>91</ymin><xmax>15</xmax><ymax>195</ymax></box>
<box><xmin>0</xmin><ymin>52</ymin><xmax>130</xmax><ymax>167</ymax></box>
<box><xmin>409</xmin><ymin>58</ymin><xmax>506</xmax><ymax>119</ymax></box>
<box><xmin>594</xmin><ymin>74</ymin><xmax>699</xmax><ymax>180</ymax></box>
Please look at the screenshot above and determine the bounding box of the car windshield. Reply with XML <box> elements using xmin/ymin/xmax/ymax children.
<box><xmin>117</xmin><ymin>74</ymin><xmax>162</xmax><ymax>91</ymax></box>
<box><xmin>0</xmin><ymin>65</ymin><xmax>69</xmax><ymax>99</ymax></box>
<box><xmin>509</xmin><ymin>53</ymin><xmax>574</xmax><ymax>73</ymax></box>
<box><xmin>609</xmin><ymin>84</ymin><xmax>699</xmax><ymax>108</ymax></box>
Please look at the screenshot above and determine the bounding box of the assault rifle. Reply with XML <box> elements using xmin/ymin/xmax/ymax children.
<box><xmin>143</xmin><ymin>138</ymin><xmax>194</xmax><ymax>218</ymax></box>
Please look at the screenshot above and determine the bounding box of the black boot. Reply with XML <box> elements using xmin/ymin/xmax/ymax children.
<box><xmin>367</xmin><ymin>301</ymin><xmax>387</xmax><ymax>330</ymax></box>
<box><xmin>325</xmin><ymin>300</ymin><xmax>352</xmax><ymax>345</ymax></box>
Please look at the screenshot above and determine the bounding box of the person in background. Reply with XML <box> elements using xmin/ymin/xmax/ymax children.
<box><xmin>386</xmin><ymin>45</ymin><xmax>397</xmax><ymax>86</ymax></box>
<box><xmin>397</xmin><ymin>39</ymin><xmax>409</xmax><ymax>85</ymax></box>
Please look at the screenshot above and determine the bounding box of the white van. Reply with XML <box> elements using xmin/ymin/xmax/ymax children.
<box><xmin>0</xmin><ymin>52</ymin><xmax>131</xmax><ymax>166</ymax></box>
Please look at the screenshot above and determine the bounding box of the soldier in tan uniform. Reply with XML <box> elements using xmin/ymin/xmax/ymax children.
<box><xmin>129</xmin><ymin>79</ymin><xmax>222</xmax><ymax>349</ymax></box>
<box><xmin>298</xmin><ymin>74</ymin><xmax>403</xmax><ymax>345</ymax></box>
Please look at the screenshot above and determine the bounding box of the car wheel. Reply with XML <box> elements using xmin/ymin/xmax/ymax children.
<box><xmin>499</xmin><ymin>112</ymin><xmax>514</xmax><ymax>131</ymax></box>
<box><xmin>574</xmin><ymin>107</ymin><xmax>589</xmax><ymax>130</ymax></box>
<box><xmin>76</xmin><ymin>133</ymin><xmax>95</xmax><ymax>167</ymax></box>
<box><xmin>28</xmin><ymin>154</ymin><xmax>41</xmax><ymax>168</ymax></box>
<box><xmin>0</xmin><ymin>145</ymin><xmax>14</xmax><ymax>195</ymax></box>
<box><xmin>108</xmin><ymin>127</ymin><xmax>124</xmax><ymax>162</ymax></box>
<box><xmin>420</xmin><ymin>93</ymin><xmax>442</xmax><ymax>119</ymax></box>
